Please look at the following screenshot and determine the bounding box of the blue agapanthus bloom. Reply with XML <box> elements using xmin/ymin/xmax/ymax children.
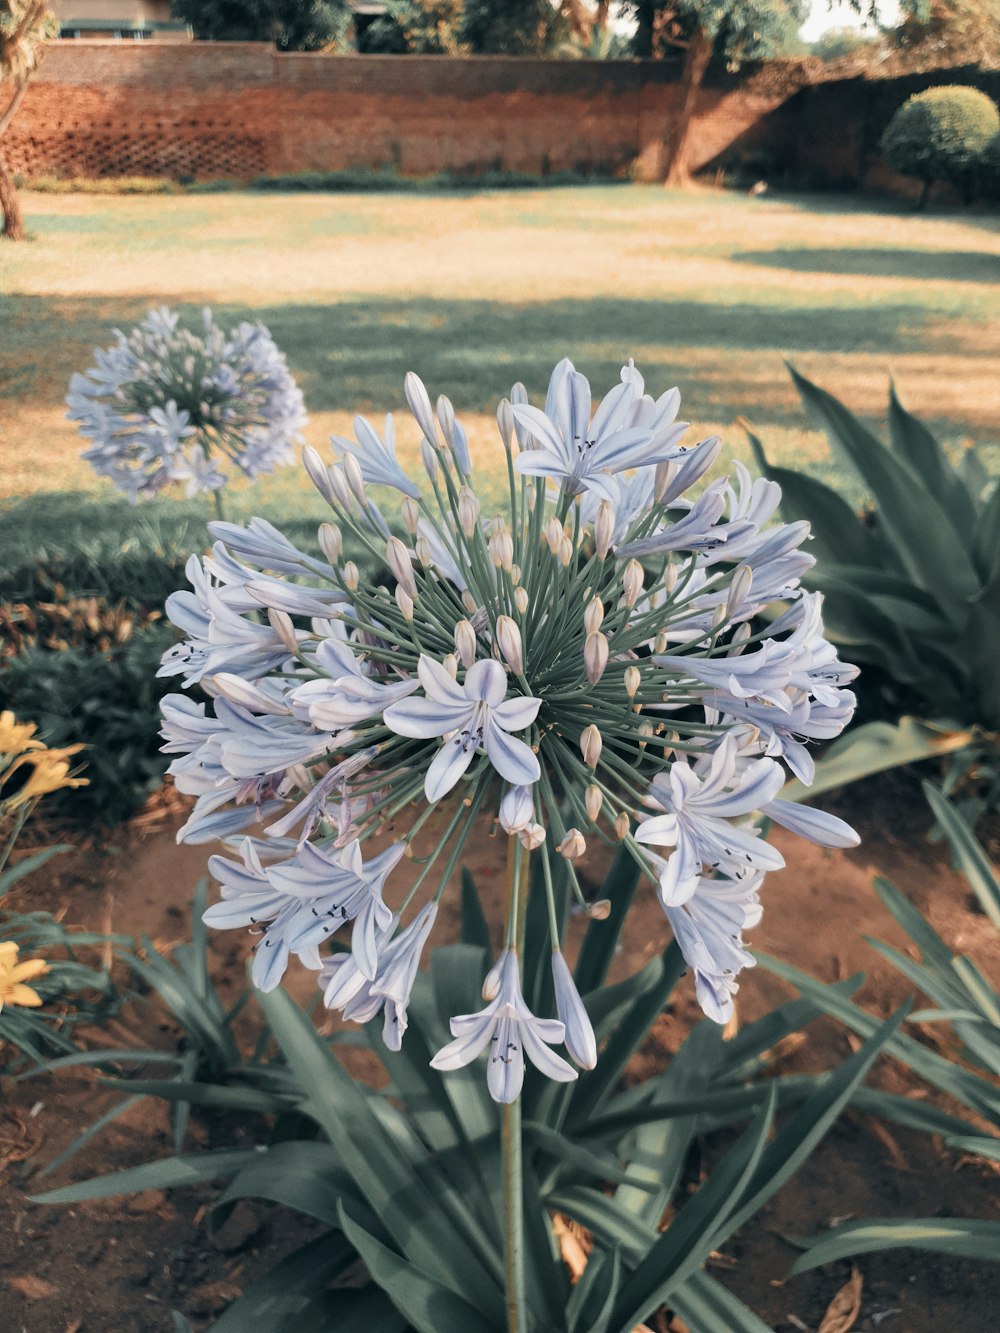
<box><xmin>68</xmin><ymin>306</ymin><xmax>306</xmax><ymax>502</ymax></box>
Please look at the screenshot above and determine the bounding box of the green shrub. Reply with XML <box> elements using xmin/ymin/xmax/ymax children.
<box><xmin>0</xmin><ymin>626</ymin><xmax>178</xmax><ymax>824</ymax></box>
<box><xmin>879</xmin><ymin>85</ymin><xmax>1000</xmax><ymax>205</ymax></box>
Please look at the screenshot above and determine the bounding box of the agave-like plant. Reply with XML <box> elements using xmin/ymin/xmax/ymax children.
<box><xmin>747</xmin><ymin>368</ymin><xmax>1000</xmax><ymax>819</ymax></box>
<box><xmin>764</xmin><ymin>782</ymin><xmax>1000</xmax><ymax>1274</ymax></box>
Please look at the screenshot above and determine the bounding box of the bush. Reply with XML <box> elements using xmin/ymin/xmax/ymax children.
<box><xmin>879</xmin><ymin>85</ymin><xmax>1000</xmax><ymax>205</ymax></box>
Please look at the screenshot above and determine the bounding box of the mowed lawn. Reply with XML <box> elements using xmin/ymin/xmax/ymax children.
<box><xmin>1</xmin><ymin>184</ymin><xmax>998</xmax><ymax>522</ymax></box>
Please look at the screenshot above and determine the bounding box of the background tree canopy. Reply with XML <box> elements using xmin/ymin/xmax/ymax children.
<box><xmin>170</xmin><ymin>0</ymin><xmax>351</xmax><ymax>50</ymax></box>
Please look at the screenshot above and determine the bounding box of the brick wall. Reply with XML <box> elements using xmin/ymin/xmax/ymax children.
<box><xmin>8</xmin><ymin>45</ymin><xmax>996</xmax><ymax>192</ymax></box>
<box><xmin>6</xmin><ymin>44</ymin><xmax>803</xmax><ymax>183</ymax></box>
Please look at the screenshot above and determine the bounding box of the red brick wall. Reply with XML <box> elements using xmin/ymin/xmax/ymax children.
<box><xmin>6</xmin><ymin>43</ymin><xmax>802</xmax><ymax>182</ymax></box>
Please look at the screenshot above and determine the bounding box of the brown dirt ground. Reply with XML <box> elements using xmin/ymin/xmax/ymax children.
<box><xmin>1</xmin><ymin>774</ymin><xmax>999</xmax><ymax>1333</ymax></box>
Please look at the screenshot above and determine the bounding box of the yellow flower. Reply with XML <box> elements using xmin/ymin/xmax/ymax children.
<box><xmin>0</xmin><ymin>941</ymin><xmax>49</xmax><ymax>1012</ymax></box>
<box><xmin>0</xmin><ymin>711</ymin><xmax>44</xmax><ymax>759</ymax></box>
<box><xmin>0</xmin><ymin>745</ymin><xmax>88</xmax><ymax>810</ymax></box>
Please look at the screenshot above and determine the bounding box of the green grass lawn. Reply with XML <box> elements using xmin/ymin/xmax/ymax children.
<box><xmin>1</xmin><ymin>183</ymin><xmax>998</xmax><ymax>529</ymax></box>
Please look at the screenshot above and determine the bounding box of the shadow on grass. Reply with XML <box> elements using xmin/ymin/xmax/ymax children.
<box><xmin>735</xmin><ymin>247</ymin><xmax>1000</xmax><ymax>285</ymax></box>
<box><xmin>1</xmin><ymin>292</ymin><xmax>950</xmax><ymax>419</ymax></box>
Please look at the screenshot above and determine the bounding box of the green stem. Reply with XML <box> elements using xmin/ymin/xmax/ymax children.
<box><xmin>212</xmin><ymin>488</ymin><xmax>225</xmax><ymax>523</ymax></box>
<box><xmin>502</xmin><ymin>834</ymin><xmax>528</xmax><ymax>1333</ymax></box>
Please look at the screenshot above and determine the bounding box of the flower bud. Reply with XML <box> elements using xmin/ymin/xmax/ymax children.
<box><xmin>558</xmin><ymin>535</ymin><xmax>574</xmax><ymax>568</ymax></box>
<box><xmin>400</xmin><ymin>496</ymin><xmax>420</xmax><ymax>536</ymax></box>
<box><xmin>386</xmin><ymin>536</ymin><xmax>417</xmax><ymax>600</ymax></box>
<box><xmin>343</xmin><ymin>453</ymin><xmax>368</xmax><ymax>506</ymax></box>
<box><xmin>664</xmin><ymin>561</ymin><xmax>678</xmax><ymax>594</ymax></box>
<box><xmin>580</xmin><ymin>723</ymin><xmax>602</xmax><ymax>769</ymax></box>
<box><xmin>622</xmin><ymin>559</ymin><xmax>644</xmax><ymax>609</ymax></box>
<box><xmin>437</xmin><ymin>394</ymin><xmax>456</xmax><ymax>447</ymax></box>
<box><xmin>328</xmin><ymin>464</ymin><xmax>354</xmax><ymax>510</ymax></box>
<box><xmin>267</xmin><ymin>608</ymin><xmax>298</xmax><ymax>655</ymax></box>
<box><xmin>518</xmin><ymin>822</ymin><xmax>545</xmax><ymax>850</ymax></box>
<box><xmin>458</xmin><ymin>485</ymin><xmax>480</xmax><ymax>538</ymax></box>
<box><xmin>558</xmin><ymin>828</ymin><xmax>587</xmax><ymax>860</ymax></box>
<box><xmin>726</xmin><ymin>564</ymin><xmax>753</xmax><ymax>621</ymax></box>
<box><xmin>587</xmin><ymin>899</ymin><xmax>611</xmax><ymax>920</ymax></box>
<box><xmin>496</xmin><ymin>616</ymin><xmax>523</xmax><ymax>675</ymax></box>
<box><xmin>653</xmin><ymin>460</ymin><xmax>672</xmax><ymax>504</ymax></box>
<box><xmin>318</xmin><ymin>522</ymin><xmax>343</xmax><ymax>564</ymax></box>
<box><xmin>545</xmin><ymin>517</ymin><xmax>563</xmax><ymax>555</ymax></box>
<box><xmin>461</xmin><ymin>590</ymin><xmax>478</xmax><ymax>616</ymax></box>
<box><xmin>302</xmin><ymin>446</ymin><xmax>336</xmax><ymax>504</ymax></box>
<box><xmin>454</xmin><ymin>619</ymin><xmax>477</xmax><ymax>668</ymax></box>
<box><xmin>729</xmin><ymin>621</ymin><xmax>751</xmax><ymax>655</ymax></box>
<box><xmin>624</xmin><ymin>665</ymin><xmax>641</xmax><ymax>699</ymax></box>
<box><xmin>497</xmin><ymin>398</ymin><xmax>514</xmax><ymax>450</ymax></box>
<box><xmin>395</xmin><ymin>585</ymin><xmax>414</xmax><ymax>621</ymax></box>
<box><xmin>443</xmin><ymin>653</ymin><xmax>459</xmax><ymax>679</ymax></box>
<box><xmin>584</xmin><ymin>596</ymin><xmax>604</xmax><ymax>636</ymax></box>
<box><xmin>415</xmin><ymin>537</ymin><xmax>433</xmax><ymax>568</ymax></box>
<box><xmin>525</xmin><ymin>485</ymin><xmax>537</xmax><ymax>513</ymax></box>
<box><xmin>615</xmin><ymin>811</ymin><xmax>630</xmax><ymax>840</ymax></box>
<box><xmin>421</xmin><ymin>437</ymin><xmax>439</xmax><ymax>483</ymax></box>
<box><xmin>595</xmin><ymin>500</ymin><xmax>615</xmax><ymax>559</ymax></box>
<box><xmin>551</xmin><ymin>950</ymin><xmax>597</xmax><ymax>1070</ymax></box>
<box><xmin>489</xmin><ymin>529</ymin><xmax>514</xmax><ymax>571</ymax></box>
<box><xmin>510</xmin><ymin>564</ymin><xmax>521</xmax><ymax>587</ymax></box>
<box><xmin>342</xmin><ymin>561</ymin><xmax>360</xmax><ymax>592</ymax></box>
<box><xmin>653</xmin><ymin>631</ymin><xmax>669</xmax><ymax>656</ymax></box>
<box><xmin>514</xmin><ymin>587</ymin><xmax>529</xmax><ymax>615</ymax></box>
<box><xmin>584</xmin><ymin>631</ymin><xmax>609</xmax><ymax>685</ymax></box>
<box><xmin>499</xmin><ymin>783</ymin><xmax>534</xmax><ymax>834</ymax></box>
<box><xmin>585</xmin><ymin>784</ymin><xmax>602</xmax><ymax>823</ymax></box>
<box><xmin>637</xmin><ymin>720</ymin><xmax>653</xmax><ymax>751</ymax></box>
<box><xmin>482</xmin><ymin>952</ymin><xmax>505</xmax><ymax>1001</ymax></box>
<box><xmin>405</xmin><ymin>370</ymin><xmax>438</xmax><ymax>448</ymax></box>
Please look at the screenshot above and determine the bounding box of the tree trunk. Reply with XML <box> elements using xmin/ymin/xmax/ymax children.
<box><xmin>0</xmin><ymin>145</ymin><xmax>24</xmax><ymax>240</ymax></box>
<box><xmin>663</xmin><ymin>27</ymin><xmax>712</xmax><ymax>189</ymax></box>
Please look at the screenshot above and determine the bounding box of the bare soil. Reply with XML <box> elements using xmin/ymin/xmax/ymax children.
<box><xmin>1</xmin><ymin>775</ymin><xmax>998</xmax><ymax>1333</ymax></box>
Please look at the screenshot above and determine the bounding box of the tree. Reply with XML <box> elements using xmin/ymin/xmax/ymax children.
<box><xmin>0</xmin><ymin>1</ymin><xmax>55</xmax><ymax>241</ymax></box>
<box><xmin>358</xmin><ymin>0</ymin><xmax>466</xmax><ymax>54</ymax></box>
<box><xmin>170</xmin><ymin>0</ymin><xmax>350</xmax><ymax>50</ymax></box>
<box><xmin>624</xmin><ymin>2</ymin><xmax>809</xmax><ymax>186</ymax></box>
<box><xmin>459</xmin><ymin>0</ymin><xmax>561</xmax><ymax>54</ymax></box>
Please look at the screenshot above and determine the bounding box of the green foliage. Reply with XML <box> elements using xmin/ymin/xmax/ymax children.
<box><xmin>626</xmin><ymin>0</ymin><xmax>809</xmax><ymax>65</ymax></box>
<box><xmin>763</xmin><ymin>784</ymin><xmax>1000</xmax><ymax>1269</ymax></box>
<box><xmin>748</xmin><ymin>368</ymin><xmax>1000</xmax><ymax>811</ymax></box>
<box><xmin>0</xmin><ymin>624</ymin><xmax>177</xmax><ymax>823</ymax></box>
<box><xmin>459</xmin><ymin>0</ymin><xmax>560</xmax><ymax>53</ymax></box>
<box><xmin>358</xmin><ymin>0</ymin><xmax>465</xmax><ymax>53</ymax></box>
<box><xmin>169</xmin><ymin>0</ymin><xmax>351</xmax><ymax>50</ymax></box>
<box><xmin>30</xmin><ymin>851</ymin><xmax>910</xmax><ymax>1328</ymax></box>
<box><xmin>1</xmin><ymin>840</ymin><xmax>117</xmax><ymax>1067</ymax></box>
<box><xmin>880</xmin><ymin>86</ymin><xmax>1000</xmax><ymax>197</ymax></box>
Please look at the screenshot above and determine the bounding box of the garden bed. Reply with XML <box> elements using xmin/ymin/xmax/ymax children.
<box><xmin>2</xmin><ymin>775</ymin><xmax>998</xmax><ymax>1333</ymax></box>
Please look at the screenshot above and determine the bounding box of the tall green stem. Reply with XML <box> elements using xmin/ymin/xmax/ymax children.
<box><xmin>213</xmin><ymin>488</ymin><xmax>225</xmax><ymax>523</ymax></box>
<box><xmin>502</xmin><ymin>835</ymin><xmax>528</xmax><ymax>1333</ymax></box>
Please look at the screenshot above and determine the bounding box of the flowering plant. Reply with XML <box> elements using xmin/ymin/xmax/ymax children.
<box><xmin>159</xmin><ymin>356</ymin><xmax>859</xmax><ymax>1104</ymax></box>
<box><xmin>68</xmin><ymin>306</ymin><xmax>306</xmax><ymax>504</ymax></box>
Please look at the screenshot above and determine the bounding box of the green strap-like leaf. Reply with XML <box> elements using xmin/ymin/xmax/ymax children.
<box><xmin>212</xmin><ymin>1140</ymin><xmax>354</xmax><ymax>1229</ymax></box>
<box><xmin>781</xmin><ymin>717</ymin><xmax>974</xmax><ymax>803</ymax></box>
<box><xmin>923</xmin><ymin>782</ymin><xmax>1000</xmax><ymax>930</ymax></box>
<box><xmin>671</xmin><ymin>1270</ymin><xmax>774</xmax><ymax>1333</ymax></box>
<box><xmin>791</xmin><ymin>1217</ymin><xmax>1000</xmax><ymax>1272</ymax></box>
<box><xmin>573</xmin><ymin>845</ymin><xmax>640</xmax><ymax>994</ymax></box>
<box><xmin>790</xmin><ymin>366</ymin><xmax>981</xmax><ymax>615</ymax></box>
<box><xmin>338</xmin><ymin>1198</ymin><xmax>500</xmax><ymax>1333</ymax></box>
<box><xmin>566</xmin><ymin>1247</ymin><xmax>622</xmax><ymax>1333</ymax></box>
<box><xmin>888</xmin><ymin>382</ymin><xmax>977</xmax><ymax>535</ymax></box>
<box><xmin>30</xmin><ymin>1147</ymin><xmax>262</xmax><ymax>1204</ymax></box>
<box><xmin>459</xmin><ymin>867</ymin><xmax>492</xmax><ymax>953</ymax></box>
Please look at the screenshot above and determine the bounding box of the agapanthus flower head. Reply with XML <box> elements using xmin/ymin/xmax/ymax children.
<box><xmin>160</xmin><ymin>357</ymin><xmax>858</xmax><ymax>1101</ymax></box>
<box><xmin>68</xmin><ymin>307</ymin><xmax>306</xmax><ymax>502</ymax></box>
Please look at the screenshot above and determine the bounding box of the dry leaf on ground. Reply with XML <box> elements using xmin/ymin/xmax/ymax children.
<box><xmin>8</xmin><ymin>1274</ymin><xmax>59</xmax><ymax>1300</ymax></box>
<box><xmin>818</xmin><ymin>1266</ymin><xmax>863</xmax><ymax>1333</ymax></box>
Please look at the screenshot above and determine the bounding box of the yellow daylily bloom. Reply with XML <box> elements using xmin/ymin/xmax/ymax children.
<box><xmin>0</xmin><ymin>745</ymin><xmax>88</xmax><ymax>811</ymax></box>
<box><xmin>0</xmin><ymin>940</ymin><xmax>49</xmax><ymax>1012</ymax></box>
<box><xmin>0</xmin><ymin>711</ymin><xmax>45</xmax><ymax>760</ymax></box>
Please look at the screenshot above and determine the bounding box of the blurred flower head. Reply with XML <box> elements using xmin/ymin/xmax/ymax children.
<box><xmin>0</xmin><ymin>940</ymin><xmax>49</xmax><ymax>1012</ymax></box>
<box><xmin>68</xmin><ymin>306</ymin><xmax>306</xmax><ymax>502</ymax></box>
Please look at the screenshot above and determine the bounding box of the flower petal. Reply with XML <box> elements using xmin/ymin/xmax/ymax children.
<box><xmin>484</xmin><ymin>722</ymin><xmax>540</xmax><ymax>787</ymax></box>
<box><xmin>425</xmin><ymin>735</ymin><xmax>478</xmax><ymax>802</ymax></box>
<box><xmin>492</xmin><ymin>695</ymin><xmax>541</xmax><ymax>732</ymax></box>
<box><xmin>465</xmin><ymin>658</ymin><xmax>507</xmax><ymax>706</ymax></box>
<box><xmin>383</xmin><ymin>696</ymin><xmax>471</xmax><ymax>739</ymax></box>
